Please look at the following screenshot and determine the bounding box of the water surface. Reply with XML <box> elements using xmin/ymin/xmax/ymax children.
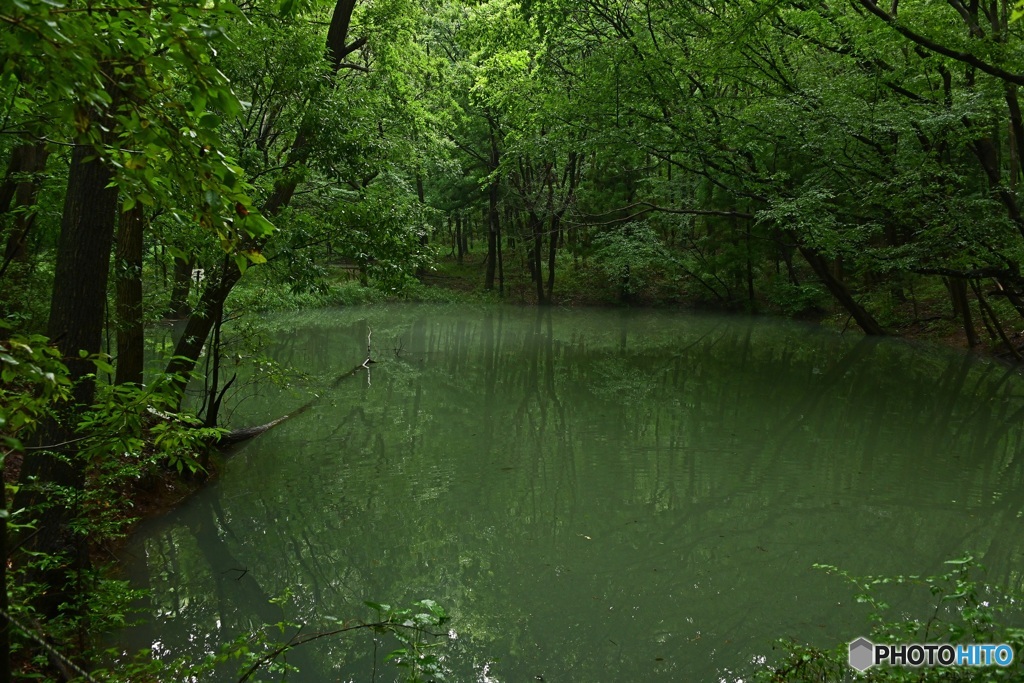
<box><xmin>118</xmin><ymin>306</ymin><xmax>1024</xmax><ymax>681</ymax></box>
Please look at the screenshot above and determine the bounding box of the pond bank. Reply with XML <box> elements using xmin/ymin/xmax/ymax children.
<box><xmin>267</xmin><ymin>252</ymin><xmax>1015</xmax><ymax>362</ymax></box>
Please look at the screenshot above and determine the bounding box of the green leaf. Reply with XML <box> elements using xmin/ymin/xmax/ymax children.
<box><xmin>243</xmin><ymin>249</ymin><xmax>267</xmax><ymax>264</ymax></box>
<box><xmin>242</xmin><ymin>213</ymin><xmax>275</xmax><ymax>238</ymax></box>
<box><xmin>199</xmin><ymin>112</ymin><xmax>221</xmax><ymax>129</ymax></box>
<box><xmin>167</xmin><ymin>246</ymin><xmax>189</xmax><ymax>262</ymax></box>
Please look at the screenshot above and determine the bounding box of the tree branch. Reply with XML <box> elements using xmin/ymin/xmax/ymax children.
<box><xmin>857</xmin><ymin>0</ymin><xmax>1024</xmax><ymax>86</ymax></box>
<box><xmin>575</xmin><ymin>202</ymin><xmax>755</xmax><ymax>225</ymax></box>
<box><xmin>338</xmin><ymin>35</ymin><xmax>367</xmax><ymax>60</ymax></box>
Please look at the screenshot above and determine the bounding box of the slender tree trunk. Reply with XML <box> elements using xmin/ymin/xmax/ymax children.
<box><xmin>455</xmin><ymin>214</ymin><xmax>464</xmax><ymax>264</ymax></box>
<box><xmin>1006</xmin><ymin>86</ymin><xmax>1024</xmax><ymax>188</ymax></box>
<box><xmin>415</xmin><ymin>174</ymin><xmax>427</xmax><ymax>276</ymax></box>
<box><xmin>44</xmin><ymin>145</ymin><xmax>118</xmax><ymax>394</ymax></box>
<box><xmin>165</xmin><ymin>256</ymin><xmax>242</xmax><ymax>400</ymax></box>
<box><xmin>497</xmin><ymin>215</ymin><xmax>504</xmax><ymax>295</ymax></box>
<box><xmin>261</xmin><ymin>132</ymin><xmax>306</xmax><ymax>217</ymax></box>
<box><xmin>115</xmin><ymin>203</ymin><xmax>145</xmax><ymax>385</ymax></box>
<box><xmin>531</xmin><ymin>212</ymin><xmax>546</xmax><ymax>305</ymax></box>
<box><xmin>203</xmin><ymin>306</ymin><xmax>227</xmax><ymax>430</ymax></box>
<box><xmin>542</xmin><ymin>161</ymin><xmax>556</xmax><ymax>301</ymax></box>
<box><xmin>544</xmin><ymin>152</ymin><xmax>579</xmax><ymax>300</ymax></box>
<box><xmin>485</xmin><ymin>118</ymin><xmax>500</xmax><ymax>291</ymax></box>
<box><xmin>970</xmin><ymin>277</ymin><xmax>1022</xmax><ymax>358</ymax></box>
<box><xmin>0</xmin><ymin>457</ymin><xmax>9</xmax><ymax>683</ymax></box>
<box><xmin>416</xmin><ymin>175</ymin><xmax>427</xmax><ymax>246</ymax></box>
<box><xmin>0</xmin><ymin>142</ymin><xmax>50</xmax><ymax>279</ymax></box>
<box><xmin>504</xmin><ymin>205</ymin><xmax>515</xmax><ymax>250</ymax></box>
<box><xmin>166</xmin><ymin>254</ymin><xmax>193</xmax><ymax>318</ymax></box>
<box><xmin>546</xmin><ymin>214</ymin><xmax>557</xmax><ymax>300</ymax></box>
<box><xmin>745</xmin><ymin>220</ymin><xmax>755</xmax><ymax>305</ymax></box>
<box><xmin>946</xmin><ymin>277</ymin><xmax>979</xmax><ymax>347</ymax></box>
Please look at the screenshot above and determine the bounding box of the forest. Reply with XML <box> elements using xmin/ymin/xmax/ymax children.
<box><xmin>4</xmin><ymin>0</ymin><xmax>1024</xmax><ymax>680</ymax></box>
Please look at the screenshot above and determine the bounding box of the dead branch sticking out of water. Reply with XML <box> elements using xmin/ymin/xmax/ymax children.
<box><xmin>219</xmin><ymin>330</ymin><xmax>376</xmax><ymax>447</ymax></box>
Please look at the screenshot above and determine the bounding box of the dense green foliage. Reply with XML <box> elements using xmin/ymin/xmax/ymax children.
<box><xmin>5</xmin><ymin>0</ymin><xmax>1024</xmax><ymax>679</ymax></box>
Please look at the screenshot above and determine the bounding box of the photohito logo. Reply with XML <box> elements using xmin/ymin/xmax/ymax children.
<box><xmin>848</xmin><ymin>637</ymin><xmax>1015</xmax><ymax>672</ymax></box>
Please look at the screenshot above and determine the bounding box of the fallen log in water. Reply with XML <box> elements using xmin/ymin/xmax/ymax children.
<box><xmin>217</xmin><ymin>359</ymin><xmax>372</xmax><ymax>448</ymax></box>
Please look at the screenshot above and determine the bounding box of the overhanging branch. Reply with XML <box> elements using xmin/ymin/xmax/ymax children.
<box><xmin>857</xmin><ymin>0</ymin><xmax>1024</xmax><ymax>86</ymax></box>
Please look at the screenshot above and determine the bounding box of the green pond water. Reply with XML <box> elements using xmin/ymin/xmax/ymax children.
<box><xmin>117</xmin><ymin>305</ymin><xmax>1024</xmax><ymax>681</ymax></box>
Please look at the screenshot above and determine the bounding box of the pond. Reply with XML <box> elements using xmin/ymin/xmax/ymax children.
<box><xmin>117</xmin><ymin>305</ymin><xmax>1024</xmax><ymax>681</ymax></box>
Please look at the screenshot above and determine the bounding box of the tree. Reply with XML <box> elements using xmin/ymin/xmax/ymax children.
<box><xmin>164</xmin><ymin>0</ymin><xmax>437</xmax><ymax>397</ymax></box>
<box><xmin>5</xmin><ymin>0</ymin><xmax>272</xmax><ymax>619</ymax></box>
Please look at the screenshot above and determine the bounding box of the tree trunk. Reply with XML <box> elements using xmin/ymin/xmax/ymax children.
<box><xmin>45</xmin><ymin>145</ymin><xmax>119</xmax><ymax>395</ymax></box>
<box><xmin>547</xmin><ymin>151</ymin><xmax>580</xmax><ymax>300</ymax></box>
<box><xmin>16</xmin><ymin>143</ymin><xmax>119</xmax><ymax>620</ymax></box>
<box><xmin>165</xmin><ymin>257</ymin><xmax>243</xmax><ymax>400</ymax></box>
<box><xmin>1006</xmin><ymin>86</ymin><xmax>1024</xmax><ymax>188</ymax></box>
<box><xmin>0</xmin><ymin>458</ymin><xmax>9</xmax><ymax>683</ymax></box>
<box><xmin>416</xmin><ymin>174</ymin><xmax>427</xmax><ymax>248</ymax></box>
<box><xmin>797</xmin><ymin>243</ymin><xmax>886</xmax><ymax>335</ymax></box>
<box><xmin>496</xmin><ymin>214</ymin><xmax>504</xmax><ymax>295</ymax></box>
<box><xmin>166</xmin><ymin>254</ymin><xmax>194</xmax><ymax>318</ymax></box>
<box><xmin>531</xmin><ymin>212</ymin><xmax>546</xmax><ymax>305</ymax></box>
<box><xmin>0</xmin><ymin>142</ymin><xmax>50</xmax><ymax>279</ymax></box>
<box><xmin>415</xmin><ymin>174</ymin><xmax>427</xmax><ymax>276</ymax></box>
<box><xmin>546</xmin><ymin>214</ymin><xmax>557</xmax><ymax>301</ymax></box>
<box><xmin>946</xmin><ymin>277</ymin><xmax>979</xmax><ymax>347</ymax></box>
<box><xmin>485</xmin><ymin>116</ymin><xmax>500</xmax><ymax>290</ymax></box>
<box><xmin>455</xmin><ymin>214</ymin><xmax>464</xmax><ymax>264</ymax></box>
<box><xmin>745</xmin><ymin>220</ymin><xmax>755</xmax><ymax>305</ymax></box>
<box><xmin>115</xmin><ymin>203</ymin><xmax>145</xmax><ymax>385</ymax></box>
<box><xmin>201</xmin><ymin>307</ymin><xmax>231</xmax><ymax>451</ymax></box>
<box><xmin>261</xmin><ymin>0</ymin><xmax>359</xmax><ymax>216</ymax></box>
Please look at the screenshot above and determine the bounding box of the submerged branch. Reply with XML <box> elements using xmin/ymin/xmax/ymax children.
<box><xmin>216</xmin><ymin>402</ymin><xmax>313</xmax><ymax>447</ymax></box>
<box><xmin>218</xmin><ymin>357</ymin><xmax>375</xmax><ymax>447</ymax></box>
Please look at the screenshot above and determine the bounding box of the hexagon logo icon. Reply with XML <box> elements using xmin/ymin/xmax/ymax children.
<box><xmin>849</xmin><ymin>637</ymin><xmax>875</xmax><ymax>672</ymax></box>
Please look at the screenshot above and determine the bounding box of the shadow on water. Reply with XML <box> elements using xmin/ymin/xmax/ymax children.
<box><xmin>117</xmin><ymin>306</ymin><xmax>1024</xmax><ymax>681</ymax></box>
